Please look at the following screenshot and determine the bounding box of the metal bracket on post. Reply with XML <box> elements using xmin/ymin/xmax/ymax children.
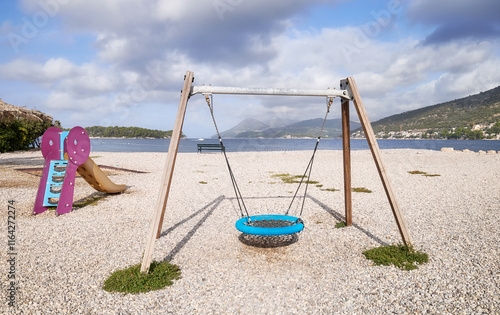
<box><xmin>340</xmin><ymin>79</ymin><xmax>353</xmax><ymax>100</ymax></box>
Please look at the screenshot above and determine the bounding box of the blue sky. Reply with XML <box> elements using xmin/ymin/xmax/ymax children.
<box><xmin>1</xmin><ymin>0</ymin><xmax>499</xmax><ymax>137</ymax></box>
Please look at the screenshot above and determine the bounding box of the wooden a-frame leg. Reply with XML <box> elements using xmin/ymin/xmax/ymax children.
<box><xmin>140</xmin><ymin>71</ymin><xmax>194</xmax><ymax>273</ymax></box>
<box><xmin>346</xmin><ymin>76</ymin><xmax>413</xmax><ymax>247</ymax></box>
<box><xmin>340</xmin><ymin>87</ymin><xmax>352</xmax><ymax>226</ymax></box>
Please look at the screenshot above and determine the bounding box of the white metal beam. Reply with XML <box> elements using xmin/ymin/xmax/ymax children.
<box><xmin>190</xmin><ymin>85</ymin><xmax>350</xmax><ymax>99</ymax></box>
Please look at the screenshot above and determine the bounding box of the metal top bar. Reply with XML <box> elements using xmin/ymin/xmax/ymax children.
<box><xmin>190</xmin><ymin>85</ymin><xmax>350</xmax><ymax>99</ymax></box>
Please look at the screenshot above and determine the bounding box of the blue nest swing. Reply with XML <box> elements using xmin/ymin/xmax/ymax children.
<box><xmin>235</xmin><ymin>214</ymin><xmax>304</xmax><ymax>236</ymax></box>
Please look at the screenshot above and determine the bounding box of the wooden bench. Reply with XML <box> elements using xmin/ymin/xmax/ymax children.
<box><xmin>197</xmin><ymin>143</ymin><xmax>224</xmax><ymax>153</ymax></box>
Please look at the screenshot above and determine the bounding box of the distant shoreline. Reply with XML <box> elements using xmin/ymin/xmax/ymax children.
<box><xmin>88</xmin><ymin>138</ymin><xmax>500</xmax><ymax>153</ymax></box>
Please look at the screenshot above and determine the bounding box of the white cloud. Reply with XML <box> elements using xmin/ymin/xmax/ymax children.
<box><xmin>95</xmin><ymin>33</ymin><xmax>130</xmax><ymax>62</ymax></box>
<box><xmin>44</xmin><ymin>92</ymin><xmax>113</xmax><ymax>117</ymax></box>
<box><xmin>0</xmin><ymin>57</ymin><xmax>77</xmax><ymax>84</ymax></box>
<box><xmin>41</xmin><ymin>57</ymin><xmax>78</xmax><ymax>80</ymax></box>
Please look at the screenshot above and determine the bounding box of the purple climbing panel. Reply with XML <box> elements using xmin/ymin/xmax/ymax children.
<box><xmin>33</xmin><ymin>126</ymin><xmax>90</xmax><ymax>216</ymax></box>
<box><xmin>34</xmin><ymin>127</ymin><xmax>62</xmax><ymax>215</ymax></box>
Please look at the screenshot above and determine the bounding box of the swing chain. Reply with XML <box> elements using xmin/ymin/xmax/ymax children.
<box><xmin>204</xmin><ymin>93</ymin><xmax>219</xmax><ymax>138</ymax></box>
<box><xmin>327</xmin><ymin>96</ymin><xmax>333</xmax><ymax>112</ymax></box>
<box><xmin>285</xmin><ymin>96</ymin><xmax>333</xmax><ymax>217</ymax></box>
<box><xmin>317</xmin><ymin>97</ymin><xmax>334</xmax><ymax>140</ymax></box>
<box><xmin>204</xmin><ymin>93</ymin><xmax>251</xmax><ymax>220</ymax></box>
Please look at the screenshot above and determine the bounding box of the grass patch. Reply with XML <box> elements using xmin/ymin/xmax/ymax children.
<box><xmin>73</xmin><ymin>194</ymin><xmax>107</xmax><ymax>208</ymax></box>
<box><xmin>89</xmin><ymin>155</ymin><xmax>102</xmax><ymax>159</ymax></box>
<box><xmin>408</xmin><ymin>170</ymin><xmax>440</xmax><ymax>177</ymax></box>
<box><xmin>363</xmin><ymin>244</ymin><xmax>429</xmax><ymax>270</ymax></box>
<box><xmin>103</xmin><ymin>260</ymin><xmax>181</xmax><ymax>294</ymax></box>
<box><xmin>408</xmin><ymin>170</ymin><xmax>427</xmax><ymax>175</ymax></box>
<box><xmin>315</xmin><ymin>184</ymin><xmax>323</xmax><ymax>188</ymax></box>
<box><xmin>335</xmin><ymin>222</ymin><xmax>347</xmax><ymax>228</ymax></box>
<box><xmin>352</xmin><ymin>187</ymin><xmax>372</xmax><ymax>193</ymax></box>
<box><xmin>271</xmin><ymin>173</ymin><xmax>290</xmax><ymax>178</ymax></box>
<box><xmin>271</xmin><ymin>173</ymin><xmax>318</xmax><ymax>184</ymax></box>
<box><xmin>199</xmin><ymin>181</ymin><xmax>207</xmax><ymax>184</ymax></box>
<box><xmin>321</xmin><ymin>188</ymin><xmax>339</xmax><ymax>192</ymax></box>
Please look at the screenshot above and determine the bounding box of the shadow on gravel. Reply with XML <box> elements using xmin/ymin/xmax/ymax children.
<box><xmin>308</xmin><ymin>195</ymin><xmax>389</xmax><ymax>246</ymax></box>
<box><xmin>162</xmin><ymin>195</ymin><xmax>224</xmax><ymax>261</ymax></box>
<box><xmin>238</xmin><ymin>233</ymin><xmax>299</xmax><ymax>248</ymax></box>
<box><xmin>0</xmin><ymin>155</ymin><xmax>45</xmax><ymax>166</ymax></box>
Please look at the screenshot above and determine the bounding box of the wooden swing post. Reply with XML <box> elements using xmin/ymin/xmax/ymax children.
<box><xmin>140</xmin><ymin>71</ymin><xmax>193</xmax><ymax>273</ymax></box>
<box><xmin>343</xmin><ymin>76</ymin><xmax>413</xmax><ymax>247</ymax></box>
<box><xmin>340</xmin><ymin>82</ymin><xmax>352</xmax><ymax>226</ymax></box>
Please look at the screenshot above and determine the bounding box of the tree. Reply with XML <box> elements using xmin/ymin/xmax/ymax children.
<box><xmin>0</xmin><ymin>121</ymin><xmax>26</xmax><ymax>152</ymax></box>
<box><xmin>487</xmin><ymin>121</ymin><xmax>500</xmax><ymax>135</ymax></box>
<box><xmin>84</xmin><ymin>126</ymin><xmax>182</xmax><ymax>138</ymax></box>
<box><xmin>0</xmin><ymin>118</ymin><xmax>57</xmax><ymax>153</ymax></box>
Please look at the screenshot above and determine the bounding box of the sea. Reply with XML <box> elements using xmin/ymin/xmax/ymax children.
<box><xmin>89</xmin><ymin>138</ymin><xmax>500</xmax><ymax>153</ymax></box>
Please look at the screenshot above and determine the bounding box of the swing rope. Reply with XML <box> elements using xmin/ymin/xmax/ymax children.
<box><xmin>205</xmin><ymin>94</ymin><xmax>251</xmax><ymax>219</ymax></box>
<box><xmin>285</xmin><ymin>96</ymin><xmax>333</xmax><ymax>217</ymax></box>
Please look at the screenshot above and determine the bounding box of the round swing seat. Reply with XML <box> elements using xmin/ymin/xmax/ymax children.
<box><xmin>235</xmin><ymin>215</ymin><xmax>304</xmax><ymax>236</ymax></box>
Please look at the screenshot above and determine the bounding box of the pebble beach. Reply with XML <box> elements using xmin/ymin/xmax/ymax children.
<box><xmin>1</xmin><ymin>149</ymin><xmax>499</xmax><ymax>314</ymax></box>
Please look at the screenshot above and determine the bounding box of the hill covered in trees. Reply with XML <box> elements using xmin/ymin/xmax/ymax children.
<box><xmin>368</xmin><ymin>85</ymin><xmax>500</xmax><ymax>138</ymax></box>
<box><xmin>84</xmin><ymin>126</ymin><xmax>184</xmax><ymax>139</ymax></box>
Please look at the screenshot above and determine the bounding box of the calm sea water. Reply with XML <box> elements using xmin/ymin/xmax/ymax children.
<box><xmin>90</xmin><ymin>138</ymin><xmax>500</xmax><ymax>153</ymax></box>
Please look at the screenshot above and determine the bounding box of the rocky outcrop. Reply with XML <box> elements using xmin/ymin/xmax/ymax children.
<box><xmin>0</xmin><ymin>98</ymin><xmax>52</xmax><ymax>124</ymax></box>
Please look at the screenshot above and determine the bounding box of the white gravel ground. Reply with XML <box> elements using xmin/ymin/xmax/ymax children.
<box><xmin>1</xmin><ymin>149</ymin><xmax>499</xmax><ymax>314</ymax></box>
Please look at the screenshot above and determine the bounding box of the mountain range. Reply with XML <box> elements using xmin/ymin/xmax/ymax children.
<box><xmin>219</xmin><ymin>118</ymin><xmax>361</xmax><ymax>138</ymax></box>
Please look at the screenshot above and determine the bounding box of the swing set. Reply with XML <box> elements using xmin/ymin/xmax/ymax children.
<box><xmin>140</xmin><ymin>71</ymin><xmax>412</xmax><ymax>273</ymax></box>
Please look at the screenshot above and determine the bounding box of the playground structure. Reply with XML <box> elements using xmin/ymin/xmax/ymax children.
<box><xmin>34</xmin><ymin>126</ymin><xmax>126</xmax><ymax>216</ymax></box>
<box><xmin>140</xmin><ymin>71</ymin><xmax>413</xmax><ymax>273</ymax></box>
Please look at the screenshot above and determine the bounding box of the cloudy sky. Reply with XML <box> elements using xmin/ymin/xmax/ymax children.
<box><xmin>1</xmin><ymin>0</ymin><xmax>499</xmax><ymax>137</ymax></box>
